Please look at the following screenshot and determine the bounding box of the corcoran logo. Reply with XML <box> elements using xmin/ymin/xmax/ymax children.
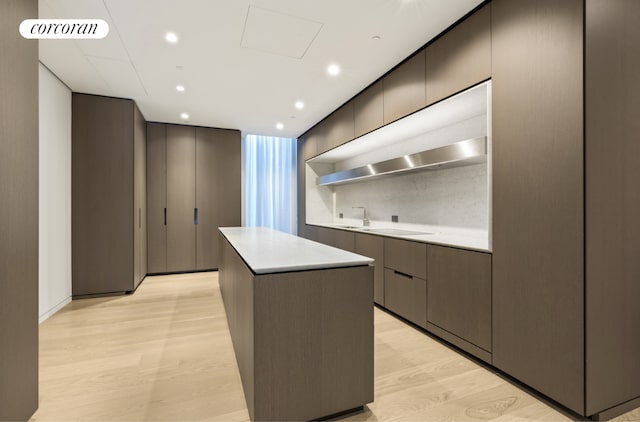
<box><xmin>19</xmin><ymin>19</ymin><xmax>109</xmax><ymax>39</ymax></box>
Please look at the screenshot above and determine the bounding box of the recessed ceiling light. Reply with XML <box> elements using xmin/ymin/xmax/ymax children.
<box><xmin>181</xmin><ymin>113</ymin><xmax>189</xmax><ymax>120</ymax></box>
<box><xmin>276</xmin><ymin>122</ymin><xmax>284</xmax><ymax>130</ymax></box>
<box><xmin>176</xmin><ymin>85</ymin><xmax>185</xmax><ymax>92</ymax></box>
<box><xmin>327</xmin><ymin>64</ymin><xmax>340</xmax><ymax>76</ymax></box>
<box><xmin>165</xmin><ymin>32</ymin><xmax>178</xmax><ymax>43</ymax></box>
<box><xmin>295</xmin><ymin>101</ymin><xmax>305</xmax><ymax>110</ymax></box>
<box><xmin>372</xmin><ymin>35</ymin><xmax>381</xmax><ymax>41</ymax></box>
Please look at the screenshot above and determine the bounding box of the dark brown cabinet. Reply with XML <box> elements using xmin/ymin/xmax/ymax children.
<box><xmin>296</xmin><ymin>138</ymin><xmax>307</xmax><ymax>237</ymax></box>
<box><xmin>492</xmin><ymin>0</ymin><xmax>585</xmax><ymax>414</ymax></box>
<box><xmin>325</xmin><ymin>101</ymin><xmax>355</xmax><ymax>150</ymax></box>
<box><xmin>134</xmin><ymin>107</ymin><xmax>147</xmax><ymax>285</ymax></box>
<box><xmin>384</xmin><ymin>269</ymin><xmax>427</xmax><ymax>329</ymax></box>
<box><xmin>147</xmin><ymin>123</ymin><xmax>240</xmax><ymax>274</ymax></box>
<box><xmin>426</xmin><ymin>246</ymin><xmax>491</xmax><ymax>362</ymax></box>
<box><xmin>308</xmin><ymin>119</ymin><xmax>329</xmax><ymax>157</ymax></box>
<box><xmin>382</xmin><ymin>50</ymin><xmax>426</xmax><ymax>124</ymax></box>
<box><xmin>146</xmin><ymin>123</ymin><xmax>167</xmax><ymax>273</ymax></box>
<box><xmin>585</xmin><ymin>0</ymin><xmax>640</xmax><ymax>416</ymax></box>
<box><xmin>300</xmin><ymin>132</ymin><xmax>317</xmax><ymax>161</ymax></box>
<box><xmin>316</xmin><ymin>227</ymin><xmax>355</xmax><ymax>252</ymax></box>
<box><xmin>195</xmin><ymin>127</ymin><xmax>241</xmax><ymax>270</ymax></box>
<box><xmin>355</xmin><ymin>233</ymin><xmax>384</xmax><ymax>305</ymax></box>
<box><xmin>354</xmin><ymin>81</ymin><xmax>384</xmax><ymax>138</ymax></box>
<box><xmin>384</xmin><ymin>238</ymin><xmax>427</xmax><ymax>328</ymax></box>
<box><xmin>425</xmin><ymin>3</ymin><xmax>491</xmax><ymax>105</ymax></box>
<box><xmin>0</xmin><ymin>0</ymin><xmax>38</xmax><ymax>419</ymax></box>
<box><xmin>384</xmin><ymin>238</ymin><xmax>427</xmax><ymax>280</ymax></box>
<box><xmin>166</xmin><ymin>125</ymin><xmax>197</xmax><ymax>272</ymax></box>
<box><xmin>302</xmin><ymin>224</ymin><xmax>319</xmax><ymax>243</ymax></box>
<box><xmin>72</xmin><ymin>94</ymin><xmax>147</xmax><ymax>297</ymax></box>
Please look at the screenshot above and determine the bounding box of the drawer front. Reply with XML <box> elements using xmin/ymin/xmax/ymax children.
<box><xmin>384</xmin><ymin>268</ymin><xmax>427</xmax><ymax>328</ymax></box>
<box><xmin>384</xmin><ymin>238</ymin><xmax>427</xmax><ymax>279</ymax></box>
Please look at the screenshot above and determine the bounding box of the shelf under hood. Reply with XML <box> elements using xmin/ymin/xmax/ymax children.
<box><xmin>318</xmin><ymin>137</ymin><xmax>487</xmax><ymax>186</ymax></box>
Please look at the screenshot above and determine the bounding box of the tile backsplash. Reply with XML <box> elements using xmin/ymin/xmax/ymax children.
<box><xmin>335</xmin><ymin>162</ymin><xmax>488</xmax><ymax>230</ymax></box>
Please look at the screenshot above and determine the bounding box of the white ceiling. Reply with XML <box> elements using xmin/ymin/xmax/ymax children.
<box><xmin>39</xmin><ymin>0</ymin><xmax>483</xmax><ymax>138</ymax></box>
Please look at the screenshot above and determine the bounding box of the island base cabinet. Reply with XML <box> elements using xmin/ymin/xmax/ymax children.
<box><xmin>219</xmin><ymin>234</ymin><xmax>373</xmax><ymax>421</ymax></box>
<box><xmin>384</xmin><ymin>269</ymin><xmax>427</xmax><ymax>329</ymax></box>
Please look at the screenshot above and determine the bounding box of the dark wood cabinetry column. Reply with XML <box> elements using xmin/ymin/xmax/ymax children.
<box><xmin>148</xmin><ymin>123</ymin><xmax>240</xmax><ymax>273</ymax></box>
<box><xmin>585</xmin><ymin>0</ymin><xmax>640</xmax><ymax>416</ymax></box>
<box><xmin>492</xmin><ymin>0</ymin><xmax>585</xmax><ymax>414</ymax></box>
<box><xmin>0</xmin><ymin>0</ymin><xmax>39</xmax><ymax>419</ymax></box>
<box><xmin>72</xmin><ymin>94</ymin><xmax>141</xmax><ymax>297</ymax></box>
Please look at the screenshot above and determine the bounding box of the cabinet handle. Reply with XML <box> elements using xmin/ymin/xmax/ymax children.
<box><xmin>394</xmin><ymin>270</ymin><xmax>413</xmax><ymax>279</ymax></box>
<box><xmin>194</xmin><ymin>208</ymin><xmax>198</xmax><ymax>225</ymax></box>
<box><xmin>138</xmin><ymin>208</ymin><xmax>141</xmax><ymax>228</ymax></box>
<box><xmin>163</xmin><ymin>208</ymin><xmax>167</xmax><ymax>226</ymax></box>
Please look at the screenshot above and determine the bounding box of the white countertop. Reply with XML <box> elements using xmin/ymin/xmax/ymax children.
<box><xmin>308</xmin><ymin>221</ymin><xmax>491</xmax><ymax>253</ymax></box>
<box><xmin>219</xmin><ymin>227</ymin><xmax>374</xmax><ymax>274</ymax></box>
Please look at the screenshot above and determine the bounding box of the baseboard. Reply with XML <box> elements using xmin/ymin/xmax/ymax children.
<box><xmin>39</xmin><ymin>296</ymin><xmax>72</xmax><ymax>324</ymax></box>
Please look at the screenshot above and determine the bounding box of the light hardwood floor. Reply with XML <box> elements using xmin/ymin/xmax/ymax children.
<box><xmin>31</xmin><ymin>272</ymin><xmax>640</xmax><ymax>422</ymax></box>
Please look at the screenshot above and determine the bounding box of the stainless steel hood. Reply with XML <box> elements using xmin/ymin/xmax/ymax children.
<box><xmin>318</xmin><ymin>137</ymin><xmax>487</xmax><ymax>186</ymax></box>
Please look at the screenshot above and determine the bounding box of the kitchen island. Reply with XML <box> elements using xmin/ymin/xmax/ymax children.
<box><xmin>218</xmin><ymin>227</ymin><xmax>374</xmax><ymax>421</ymax></box>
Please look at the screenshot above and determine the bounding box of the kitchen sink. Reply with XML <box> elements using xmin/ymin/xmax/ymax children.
<box><xmin>333</xmin><ymin>225</ymin><xmax>361</xmax><ymax>229</ymax></box>
<box><xmin>361</xmin><ymin>228</ymin><xmax>433</xmax><ymax>236</ymax></box>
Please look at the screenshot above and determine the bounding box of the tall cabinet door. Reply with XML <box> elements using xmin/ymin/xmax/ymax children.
<box><xmin>133</xmin><ymin>105</ymin><xmax>146</xmax><ymax>287</ymax></box>
<box><xmin>195</xmin><ymin>128</ymin><xmax>241</xmax><ymax>270</ymax></box>
<box><xmin>146</xmin><ymin>123</ymin><xmax>167</xmax><ymax>273</ymax></box>
<box><xmin>492</xmin><ymin>0</ymin><xmax>584</xmax><ymax>414</ymax></box>
<box><xmin>166</xmin><ymin>125</ymin><xmax>196</xmax><ymax>272</ymax></box>
<box><xmin>72</xmin><ymin>94</ymin><xmax>135</xmax><ymax>296</ymax></box>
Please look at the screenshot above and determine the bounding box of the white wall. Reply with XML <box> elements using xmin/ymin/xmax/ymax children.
<box><xmin>39</xmin><ymin>63</ymin><xmax>72</xmax><ymax>323</ymax></box>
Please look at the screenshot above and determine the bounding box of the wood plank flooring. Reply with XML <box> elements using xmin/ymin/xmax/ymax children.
<box><xmin>31</xmin><ymin>272</ymin><xmax>640</xmax><ymax>422</ymax></box>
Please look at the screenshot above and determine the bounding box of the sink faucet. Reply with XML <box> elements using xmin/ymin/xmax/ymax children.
<box><xmin>352</xmin><ymin>206</ymin><xmax>370</xmax><ymax>226</ymax></box>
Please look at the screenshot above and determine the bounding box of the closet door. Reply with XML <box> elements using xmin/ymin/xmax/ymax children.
<box><xmin>146</xmin><ymin>123</ymin><xmax>167</xmax><ymax>273</ymax></box>
<box><xmin>195</xmin><ymin>128</ymin><xmax>240</xmax><ymax>270</ymax></box>
<box><xmin>166</xmin><ymin>125</ymin><xmax>196</xmax><ymax>272</ymax></box>
<box><xmin>133</xmin><ymin>105</ymin><xmax>146</xmax><ymax>287</ymax></box>
<box><xmin>72</xmin><ymin>94</ymin><xmax>134</xmax><ymax>296</ymax></box>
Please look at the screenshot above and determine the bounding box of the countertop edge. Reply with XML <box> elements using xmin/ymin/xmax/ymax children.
<box><xmin>305</xmin><ymin>223</ymin><xmax>492</xmax><ymax>254</ymax></box>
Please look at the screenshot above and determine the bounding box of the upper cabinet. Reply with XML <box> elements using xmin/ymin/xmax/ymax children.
<box><xmin>426</xmin><ymin>4</ymin><xmax>491</xmax><ymax>105</ymax></box>
<box><xmin>299</xmin><ymin>133</ymin><xmax>317</xmax><ymax>161</ymax></box>
<box><xmin>310</xmin><ymin>101</ymin><xmax>355</xmax><ymax>156</ymax></box>
<box><xmin>354</xmin><ymin>81</ymin><xmax>383</xmax><ymax>138</ymax></box>
<box><xmin>306</xmin><ymin>119</ymin><xmax>327</xmax><ymax>158</ymax></box>
<box><xmin>326</xmin><ymin>101</ymin><xmax>355</xmax><ymax>150</ymax></box>
<box><xmin>382</xmin><ymin>50</ymin><xmax>426</xmax><ymax>124</ymax></box>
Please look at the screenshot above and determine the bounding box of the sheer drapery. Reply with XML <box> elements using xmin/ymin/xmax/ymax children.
<box><xmin>243</xmin><ymin>134</ymin><xmax>297</xmax><ymax>234</ymax></box>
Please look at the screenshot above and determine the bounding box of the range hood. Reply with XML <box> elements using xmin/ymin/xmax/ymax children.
<box><xmin>318</xmin><ymin>137</ymin><xmax>487</xmax><ymax>186</ymax></box>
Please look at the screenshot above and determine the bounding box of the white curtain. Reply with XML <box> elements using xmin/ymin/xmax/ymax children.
<box><xmin>243</xmin><ymin>134</ymin><xmax>297</xmax><ymax>234</ymax></box>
